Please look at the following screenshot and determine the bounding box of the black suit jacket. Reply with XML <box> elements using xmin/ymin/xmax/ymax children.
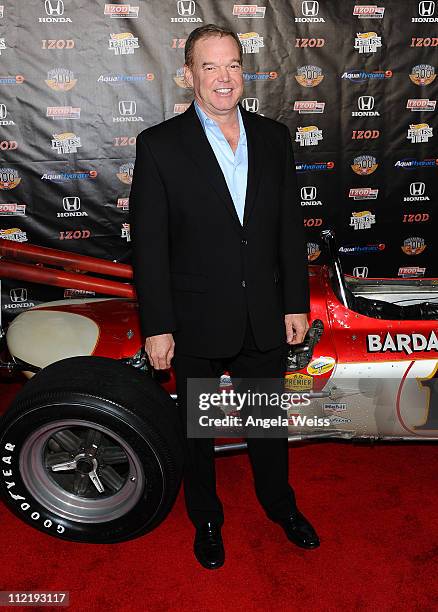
<box><xmin>129</xmin><ymin>102</ymin><xmax>309</xmax><ymax>358</ymax></box>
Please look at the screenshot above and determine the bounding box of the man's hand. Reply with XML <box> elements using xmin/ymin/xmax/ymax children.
<box><xmin>145</xmin><ymin>333</ymin><xmax>175</xmax><ymax>370</ymax></box>
<box><xmin>285</xmin><ymin>313</ymin><xmax>309</xmax><ymax>345</ymax></box>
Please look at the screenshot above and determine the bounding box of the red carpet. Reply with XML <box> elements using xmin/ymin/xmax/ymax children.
<box><xmin>1</xmin><ymin>379</ymin><xmax>437</xmax><ymax>612</ymax></box>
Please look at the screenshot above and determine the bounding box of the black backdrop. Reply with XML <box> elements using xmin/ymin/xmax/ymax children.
<box><xmin>0</xmin><ymin>0</ymin><xmax>437</xmax><ymax>321</ymax></box>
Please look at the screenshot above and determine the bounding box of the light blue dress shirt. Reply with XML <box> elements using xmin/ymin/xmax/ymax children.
<box><xmin>194</xmin><ymin>100</ymin><xmax>248</xmax><ymax>225</ymax></box>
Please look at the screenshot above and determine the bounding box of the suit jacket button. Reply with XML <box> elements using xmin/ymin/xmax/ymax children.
<box><xmin>242</xmin><ymin>280</ymin><xmax>246</xmax><ymax>288</ymax></box>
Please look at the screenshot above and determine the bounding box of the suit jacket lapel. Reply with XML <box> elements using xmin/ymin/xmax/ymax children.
<box><xmin>239</xmin><ymin>103</ymin><xmax>264</xmax><ymax>227</ymax></box>
<box><xmin>179</xmin><ymin>102</ymin><xmax>242</xmax><ymax>230</ymax></box>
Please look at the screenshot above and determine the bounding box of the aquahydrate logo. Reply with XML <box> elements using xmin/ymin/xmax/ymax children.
<box><xmin>341</xmin><ymin>69</ymin><xmax>392</xmax><ymax>83</ymax></box>
<box><xmin>41</xmin><ymin>170</ymin><xmax>97</xmax><ymax>182</ymax></box>
<box><xmin>114</xmin><ymin>100</ymin><xmax>144</xmax><ymax>122</ymax></box>
<box><xmin>0</xmin><ymin>75</ymin><xmax>24</xmax><ymax>85</ymax></box>
<box><xmin>295</xmin><ymin>1</ymin><xmax>325</xmax><ymax>22</ymax></box>
<box><xmin>394</xmin><ymin>157</ymin><xmax>438</xmax><ymax>169</ymax></box>
<box><xmin>0</xmin><ymin>104</ymin><xmax>15</xmax><ymax>126</ymax></box>
<box><xmin>40</xmin><ymin>0</ymin><xmax>71</xmax><ymax>22</ymax></box>
<box><xmin>233</xmin><ymin>5</ymin><xmax>266</xmax><ymax>18</ymax></box>
<box><xmin>296</xmin><ymin>161</ymin><xmax>334</xmax><ymax>173</ymax></box>
<box><xmin>243</xmin><ymin>71</ymin><xmax>277</xmax><ymax>81</ymax></box>
<box><xmin>293</xmin><ymin>100</ymin><xmax>325</xmax><ymax>114</ymax></box>
<box><xmin>104</xmin><ymin>4</ymin><xmax>139</xmax><ymax>18</ymax></box>
<box><xmin>406</xmin><ymin>98</ymin><xmax>436</xmax><ymax>111</ymax></box>
<box><xmin>339</xmin><ymin>243</ymin><xmax>385</xmax><ymax>254</ymax></box>
<box><xmin>352</xmin><ymin>95</ymin><xmax>380</xmax><ymax>116</ymax></box>
<box><xmin>97</xmin><ymin>73</ymin><xmax>153</xmax><ymax>83</ymax></box>
<box><xmin>413</xmin><ymin>1</ymin><xmax>438</xmax><ymax>22</ymax></box>
<box><xmin>172</xmin><ymin>0</ymin><xmax>203</xmax><ymax>22</ymax></box>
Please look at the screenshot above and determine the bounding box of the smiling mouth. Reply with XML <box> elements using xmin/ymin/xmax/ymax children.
<box><xmin>215</xmin><ymin>88</ymin><xmax>233</xmax><ymax>95</ymax></box>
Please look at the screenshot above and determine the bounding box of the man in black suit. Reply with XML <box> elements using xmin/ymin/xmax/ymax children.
<box><xmin>130</xmin><ymin>24</ymin><xmax>319</xmax><ymax>569</ymax></box>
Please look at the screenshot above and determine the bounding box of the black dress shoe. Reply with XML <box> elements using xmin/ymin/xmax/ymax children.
<box><xmin>277</xmin><ymin>511</ymin><xmax>320</xmax><ymax>549</ymax></box>
<box><xmin>194</xmin><ymin>522</ymin><xmax>225</xmax><ymax>569</ymax></box>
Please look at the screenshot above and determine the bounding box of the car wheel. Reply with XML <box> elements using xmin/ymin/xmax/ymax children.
<box><xmin>0</xmin><ymin>356</ymin><xmax>184</xmax><ymax>543</ymax></box>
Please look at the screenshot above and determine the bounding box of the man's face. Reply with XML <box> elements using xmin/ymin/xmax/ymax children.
<box><xmin>184</xmin><ymin>35</ymin><xmax>244</xmax><ymax>117</ymax></box>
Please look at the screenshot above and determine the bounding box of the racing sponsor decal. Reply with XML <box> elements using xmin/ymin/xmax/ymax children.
<box><xmin>301</xmin><ymin>186</ymin><xmax>322</xmax><ymax>206</ymax></box>
<box><xmin>174</xmin><ymin>67</ymin><xmax>190</xmax><ymax>88</ymax></box>
<box><xmin>0</xmin><ymin>228</ymin><xmax>27</xmax><ymax>242</ymax></box>
<box><xmin>41</xmin><ymin>39</ymin><xmax>74</xmax><ymax>49</ymax></box>
<box><xmin>395</xmin><ymin>158</ymin><xmax>438</xmax><ymax>168</ymax></box>
<box><xmin>412</xmin><ymin>1</ymin><xmax>438</xmax><ymax>22</ymax></box>
<box><xmin>341</xmin><ymin>69</ymin><xmax>392</xmax><ymax>83</ymax></box>
<box><xmin>121</xmin><ymin>223</ymin><xmax>131</xmax><ymax>241</ymax></box>
<box><xmin>295</xmin><ymin>65</ymin><xmax>324</xmax><ymax>87</ymax></box>
<box><xmin>295</xmin><ymin>38</ymin><xmax>325</xmax><ymax>48</ymax></box>
<box><xmin>398</xmin><ymin>266</ymin><xmax>426</xmax><ymax>277</ymax></box>
<box><xmin>406</xmin><ymin>98</ymin><xmax>436</xmax><ymax>111</ymax></box>
<box><xmin>350</xmin><ymin>211</ymin><xmax>376</xmax><ymax>230</ymax></box>
<box><xmin>1</xmin><ymin>442</ymin><xmax>66</xmax><ymax>535</ymax></box>
<box><xmin>243</xmin><ymin>71</ymin><xmax>277</xmax><ymax>81</ymax></box>
<box><xmin>108</xmin><ymin>32</ymin><xmax>139</xmax><ymax>55</ymax></box>
<box><xmin>349</xmin><ymin>188</ymin><xmax>379</xmax><ymax>200</ymax></box>
<box><xmin>241</xmin><ymin>98</ymin><xmax>262</xmax><ymax>114</ymax></box>
<box><xmin>339</xmin><ymin>243</ymin><xmax>385</xmax><ymax>254</ymax></box>
<box><xmin>172</xmin><ymin>0</ymin><xmax>203</xmax><ymax>22</ymax></box>
<box><xmin>352</xmin><ymin>95</ymin><xmax>380</xmax><ymax>116</ymax></box>
<box><xmin>352</xmin><ymin>130</ymin><xmax>379</xmax><ymax>140</ymax></box>
<box><xmin>0</xmin><ymin>141</ymin><xmax>17</xmax><ymax>150</ymax></box>
<box><xmin>401</xmin><ymin>237</ymin><xmax>427</xmax><ymax>255</ymax></box>
<box><xmin>307</xmin><ymin>356</ymin><xmax>335</xmax><ymax>376</ymax></box>
<box><xmin>410</xmin><ymin>37</ymin><xmax>438</xmax><ymax>46</ymax></box>
<box><xmin>0</xmin><ymin>103</ymin><xmax>14</xmax><ymax>126</ymax></box>
<box><xmin>59</xmin><ymin>230</ymin><xmax>91</xmax><ymax>240</ymax></box>
<box><xmin>402</xmin><ymin>213</ymin><xmax>429</xmax><ymax>223</ymax></box>
<box><xmin>4</xmin><ymin>288</ymin><xmax>34</xmax><ymax>310</ymax></box>
<box><xmin>45</xmin><ymin>68</ymin><xmax>77</xmax><ymax>91</ymax></box>
<box><xmin>284</xmin><ymin>373</ymin><xmax>313</xmax><ymax>390</ymax></box>
<box><xmin>41</xmin><ymin>170</ymin><xmax>97</xmax><ymax>182</ymax></box>
<box><xmin>323</xmin><ymin>402</ymin><xmax>347</xmax><ymax>414</ymax></box>
<box><xmin>117</xmin><ymin>162</ymin><xmax>134</xmax><ymax>184</ymax></box>
<box><xmin>367</xmin><ymin>331</ymin><xmax>438</xmax><ymax>354</ymax></box>
<box><xmin>97</xmin><ymin>73</ymin><xmax>153</xmax><ymax>83</ymax></box>
<box><xmin>0</xmin><ymin>75</ymin><xmax>24</xmax><ymax>85</ymax></box>
<box><xmin>171</xmin><ymin>37</ymin><xmax>187</xmax><ymax>49</ymax></box>
<box><xmin>233</xmin><ymin>5</ymin><xmax>266</xmax><ymax>19</ymax></box>
<box><xmin>354</xmin><ymin>31</ymin><xmax>382</xmax><ymax>53</ymax></box>
<box><xmin>174</xmin><ymin>102</ymin><xmax>190</xmax><ymax>114</ymax></box>
<box><xmin>404</xmin><ymin>182</ymin><xmax>429</xmax><ymax>202</ymax></box>
<box><xmin>296</xmin><ymin>161</ymin><xmax>334</xmax><ymax>173</ymax></box>
<box><xmin>39</xmin><ymin>0</ymin><xmax>71</xmax><ymax>22</ymax></box>
<box><xmin>407</xmin><ymin>123</ymin><xmax>433</xmax><ymax>143</ymax></box>
<box><xmin>353</xmin><ymin>5</ymin><xmax>385</xmax><ymax>18</ymax></box>
<box><xmin>0</xmin><ymin>168</ymin><xmax>21</xmax><ymax>190</ymax></box>
<box><xmin>0</xmin><ymin>6</ymin><xmax>3</xmax><ymax>18</ymax></box>
<box><xmin>307</xmin><ymin>242</ymin><xmax>321</xmax><ymax>261</ymax></box>
<box><xmin>113</xmin><ymin>136</ymin><xmax>136</xmax><ymax>147</ymax></box>
<box><xmin>47</xmin><ymin>106</ymin><xmax>81</xmax><ymax>119</ymax></box>
<box><xmin>351</xmin><ymin>155</ymin><xmax>378</xmax><ymax>175</ymax></box>
<box><xmin>295</xmin><ymin>126</ymin><xmax>323</xmax><ymax>146</ymax></box>
<box><xmin>117</xmin><ymin>198</ymin><xmax>129</xmax><ymax>211</ymax></box>
<box><xmin>58</xmin><ymin>196</ymin><xmax>88</xmax><ymax>218</ymax></box>
<box><xmin>64</xmin><ymin>288</ymin><xmax>95</xmax><ymax>297</ymax></box>
<box><xmin>303</xmin><ymin>218</ymin><xmax>322</xmax><ymax>227</ymax></box>
<box><xmin>352</xmin><ymin>267</ymin><xmax>368</xmax><ymax>277</ymax></box>
<box><xmin>293</xmin><ymin>101</ymin><xmax>325</xmax><ymax>114</ymax></box>
<box><xmin>51</xmin><ymin>132</ymin><xmax>82</xmax><ymax>154</ymax></box>
<box><xmin>104</xmin><ymin>3</ymin><xmax>139</xmax><ymax>18</ymax></box>
<box><xmin>295</xmin><ymin>1</ymin><xmax>325</xmax><ymax>22</ymax></box>
<box><xmin>238</xmin><ymin>32</ymin><xmax>264</xmax><ymax>53</ymax></box>
<box><xmin>0</xmin><ymin>203</ymin><xmax>26</xmax><ymax>216</ymax></box>
<box><xmin>114</xmin><ymin>100</ymin><xmax>143</xmax><ymax>122</ymax></box>
<box><xmin>0</xmin><ymin>38</ymin><xmax>6</xmax><ymax>55</ymax></box>
<box><xmin>409</xmin><ymin>64</ymin><xmax>436</xmax><ymax>85</ymax></box>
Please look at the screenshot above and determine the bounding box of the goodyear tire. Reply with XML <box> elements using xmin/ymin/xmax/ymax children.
<box><xmin>0</xmin><ymin>356</ymin><xmax>184</xmax><ymax>543</ymax></box>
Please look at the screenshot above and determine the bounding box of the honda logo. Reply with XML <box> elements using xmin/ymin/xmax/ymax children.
<box><xmin>0</xmin><ymin>104</ymin><xmax>6</xmax><ymax>120</ymax></box>
<box><xmin>63</xmin><ymin>196</ymin><xmax>81</xmax><ymax>211</ymax></box>
<box><xmin>353</xmin><ymin>267</ymin><xmax>368</xmax><ymax>278</ymax></box>
<box><xmin>419</xmin><ymin>1</ymin><xmax>435</xmax><ymax>16</ymax></box>
<box><xmin>301</xmin><ymin>186</ymin><xmax>317</xmax><ymax>200</ymax></box>
<box><xmin>242</xmin><ymin>98</ymin><xmax>259</xmax><ymax>113</ymax></box>
<box><xmin>177</xmin><ymin>0</ymin><xmax>195</xmax><ymax>16</ymax></box>
<box><xmin>302</xmin><ymin>1</ymin><xmax>319</xmax><ymax>16</ymax></box>
<box><xmin>358</xmin><ymin>96</ymin><xmax>374</xmax><ymax>111</ymax></box>
<box><xmin>10</xmin><ymin>288</ymin><xmax>27</xmax><ymax>303</ymax></box>
<box><xmin>410</xmin><ymin>182</ymin><xmax>425</xmax><ymax>196</ymax></box>
<box><xmin>45</xmin><ymin>0</ymin><xmax>64</xmax><ymax>16</ymax></box>
<box><xmin>119</xmin><ymin>100</ymin><xmax>136</xmax><ymax>116</ymax></box>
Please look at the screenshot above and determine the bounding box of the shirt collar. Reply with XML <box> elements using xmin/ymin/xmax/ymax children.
<box><xmin>194</xmin><ymin>100</ymin><xmax>245</xmax><ymax>138</ymax></box>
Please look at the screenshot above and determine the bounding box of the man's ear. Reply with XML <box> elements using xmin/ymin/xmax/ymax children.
<box><xmin>183</xmin><ymin>64</ymin><xmax>194</xmax><ymax>88</ymax></box>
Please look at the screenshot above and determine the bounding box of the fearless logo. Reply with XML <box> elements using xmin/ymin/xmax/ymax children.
<box><xmin>401</xmin><ymin>236</ymin><xmax>427</xmax><ymax>255</ymax></box>
<box><xmin>121</xmin><ymin>223</ymin><xmax>131</xmax><ymax>242</ymax></box>
<box><xmin>45</xmin><ymin>68</ymin><xmax>77</xmax><ymax>91</ymax></box>
<box><xmin>0</xmin><ymin>168</ymin><xmax>21</xmax><ymax>190</ymax></box>
<box><xmin>0</xmin><ymin>227</ymin><xmax>27</xmax><ymax>242</ymax></box>
<box><xmin>354</xmin><ymin>31</ymin><xmax>382</xmax><ymax>53</ymax></box>
<box><xmin>293</xmin><ymin>101</ymin><xmax>325</xmax><ymax>114</ymax></box>
<box><xmin>295</xmin><ymin>126</ymin><xmax>323</xmax><ymax>146</ymax></box>
<box><xmin>409</xmin><ymin>64</ymin><xmax>436</xmax><ymax>85</ymax></box>
<box><xmin>407</xmin><ymin>123</ymin><xmax>433</xmax><ymax>143</ymax></box>
<box><xmin>108</xmin><ymin>33</ymin><xmax>139</xmax><ymax>55</ymax></box>
<box><xmin>104</xmin><ymin>3</ymin><xmax>139</xmax><ymax>18</ymax></box>
<box><xmin>351</xmin><ymin>155</ymin><xmax>378</xmax><ymax>175</ymax></box>
<box><xmin>117</xmin><ymin>162</ymin><xmax>134</xmax><ymax>184</ymax></box>
<box><xmin>350</xmin><ymin>211</ymin><xmax>376</xmax><ymax>230</ymax></box>
<box><xmin>341</xmin><ymin>69</ymin><xmax>392</xmax><ymax>83</ymax></box>
<box><xmin>367</xmin><ymin>332</ymin><xmax>438</xmax><ymax>354</ymax></box>
<box><xmin>238</xmin><ymin>32</ymin><xmax>264</xmax><ymax>53</ymax></box>
<box><xmin>295</xmin><ymin>65</ymin><xmax>324</xmax><ymax>87</ymax></box>
<box><xmin>51</xmin><ymin>132</ymin><xmax>82</xmax><ymax>154</ymax></box>
<box><xmin>0</xmin><ymin>38</ymin><xmax>6</xmax><ymax>55</ymax></box>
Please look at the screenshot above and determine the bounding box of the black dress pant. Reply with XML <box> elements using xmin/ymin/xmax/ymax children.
<box><xmin>173</xmin><ymin>315</ymin><xmax>296</xmax><ymax>528</ymax></box>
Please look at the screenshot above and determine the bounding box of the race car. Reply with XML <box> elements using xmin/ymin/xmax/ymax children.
<box><xmin>0</xmin><ymin>229</ymin><xmax>436</xmax><ymax>543</ymax></box>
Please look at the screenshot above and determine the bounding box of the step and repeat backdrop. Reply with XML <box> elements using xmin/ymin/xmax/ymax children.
<box><xmin>0</xmin><ymin>0</ymin><xmax>437</xmax><ymax>320</ymax></box>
